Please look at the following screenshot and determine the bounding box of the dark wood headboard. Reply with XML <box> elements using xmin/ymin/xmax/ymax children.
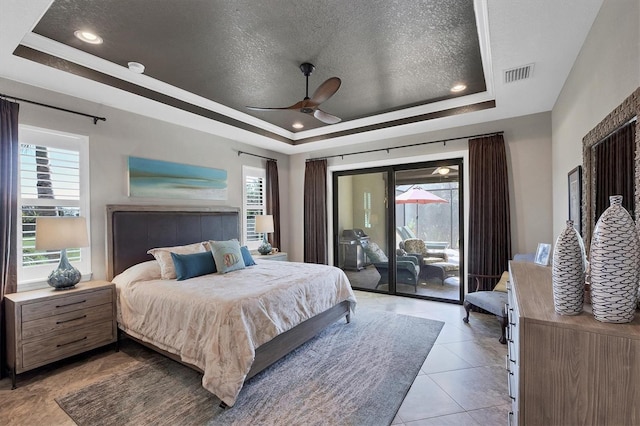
<box><xmin>106</xmin><ymin>205</ymin><xmax>240</xmax><ymax>280</ymax></box>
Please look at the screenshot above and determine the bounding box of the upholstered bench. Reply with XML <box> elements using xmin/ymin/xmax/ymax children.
<box><xmin>463</xmin><ymin>272</ymin><xmax>509</xmax><ymax>344</ymax></box>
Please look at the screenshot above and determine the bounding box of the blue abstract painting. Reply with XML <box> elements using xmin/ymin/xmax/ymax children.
<box><xmin>128</xmin><ymin>156</ymin><xmax>227</xmax><ymax>200</ymax></box>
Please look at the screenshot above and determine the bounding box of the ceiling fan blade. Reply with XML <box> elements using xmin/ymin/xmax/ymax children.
<box><xmin>247</xmin><ymin>100</ymin><xmax>305</xmax><ymax>112</ymax></box>
<box><xmin>314</xmin><ymin>109</ymin><xmax>341</xmax><ymax>124</ymax></box>
<box><xmin>310</xmin><ymin>77</ymin><xmax>341</xmax><ymax>105</ymax></box>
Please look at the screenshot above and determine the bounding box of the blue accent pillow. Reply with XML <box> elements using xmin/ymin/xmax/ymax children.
<box><xmin>170</xmin><ymin>251</ymin><xmax>216</xmax><ymax>281</ymax></box>
<box><xmin>241</xmin><ymin>246</ymin><xmax>256</xmax><ymax>266</ymax></box>
<box><xmin>210</xmin><ymin>240</ymin><xmax>246</xmax><ymax>273</ymax></box>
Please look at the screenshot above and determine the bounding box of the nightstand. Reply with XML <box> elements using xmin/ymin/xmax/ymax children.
<box><xmin>256</xmin><ymin>252</ymin><xmax>288</xmax><ymax>261</ymax></box>
<box><xmin>4</xmin><ymin>280</ymin><xmax>117</xmax><ymax>388</ymax></box>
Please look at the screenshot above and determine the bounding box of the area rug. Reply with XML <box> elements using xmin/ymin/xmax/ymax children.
<box><xmin>56</xmin><ymin>309</ymin><xmax>443</xmax><ymax>426</ymax></box>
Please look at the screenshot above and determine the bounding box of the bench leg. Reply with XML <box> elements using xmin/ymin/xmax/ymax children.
<box><xmin>463</xmin><ymin>300</ymin><xmax>472</xmax><ymax>323</ymax></box>
<box><xmin>499</xmin><ymin>315</ymin><xmax>507</xmax><ymax>344</ymax></box>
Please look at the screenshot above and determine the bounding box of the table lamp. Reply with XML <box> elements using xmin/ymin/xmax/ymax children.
<box><xmin>255</xmin><ymin>215</ymin><xmax>274</xmax><ymax>255</ymax></box>
<box><xmin>35</xmin><ymin>216</ymin><xmax>89</xmax><ymax>290</ymax></box>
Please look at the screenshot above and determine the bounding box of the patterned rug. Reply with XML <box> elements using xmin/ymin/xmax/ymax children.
<box><xmin>56</xmin><ymin>309</ymin><xmax>443</xmax><ymax>426</ymax></box>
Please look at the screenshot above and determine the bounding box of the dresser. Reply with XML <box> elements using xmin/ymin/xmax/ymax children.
<box><xmin>5</xmin><ymin>280</ymin><xmax>117</xmax><ymax>388</ymax></box>
<box><xmin>507</xmin><ymin>261</ymin><xmax>640</xmax><ymax>425</ymax></box>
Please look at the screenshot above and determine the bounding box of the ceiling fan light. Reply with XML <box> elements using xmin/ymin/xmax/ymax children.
<box><xmin>437</xmin><ymin>167</ymin><xmax>450</xmax><ymax>175</ymax></box>
<box><xmin>450</xmin><ymin>84</ymin><xmax>466</xmax><ymax>93</ymax></box>
<box><xmin>74</xmin><ymin>30</ymin><xmax>103</xmax><ymax>44</ymax></box>
<box><xmin>292</xmin><ymin>122</ymin><xmax>304</xmax><ymax>129</ymax></box>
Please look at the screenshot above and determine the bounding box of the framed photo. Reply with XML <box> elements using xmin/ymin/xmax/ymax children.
<box><xmin>568</xmin><ymin>165</ymin><xmax>582</xmax><ymax>235</ymax></box>
<box><xmin>534</xmin><ymin>243</ymin><xmax>551</xmax><ymax>266</ymax></box>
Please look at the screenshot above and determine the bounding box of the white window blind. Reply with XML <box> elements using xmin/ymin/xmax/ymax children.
<box><xmin>242</xmin><ymin>166</ymin><xmax>266</xmax><ymax>250</ymax></box>
<box><xmin>18</xmin><ymin>126</ymin><xmax>91</xmax><ymax>290</ymax></box>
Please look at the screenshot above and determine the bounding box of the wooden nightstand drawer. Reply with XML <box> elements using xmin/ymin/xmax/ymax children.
<box><xmin>21</xmin><ymin>288</ymin><xmax>112</xmax><ymax>322</ymax></box>
<box><xmin>5</xmin><ymin>281</ymin><xmax>117</xmax><ymax>388</ymax></box>
<box><xmin>22</xmin><ymin>302</ymin><xmax>113</xmax><ymax>340</ymax></box>
<box><xmin>22</xmin><ymin>320</ymin><xmax>115</xmax><ymax>369</ymax></box>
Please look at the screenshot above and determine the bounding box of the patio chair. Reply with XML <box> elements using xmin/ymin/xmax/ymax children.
<box><xmin>373</xmin><ymin>255</ymin><xmax>420</xmax><ymax>292</ymax></box>
<box><xmin>401</xmin><ymin>238</ymin><xmax>458</xmax><ymax>284</ymax></box>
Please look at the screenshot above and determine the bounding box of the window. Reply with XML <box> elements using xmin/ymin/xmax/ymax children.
<box><xmin>363</xmin><ymin>191</ymin><xmax>372</xmax><ymax>228</ymax></box>
<box><xmin>18</xmin><ymin>125</ymin><xmax>90</xmax><ymax>290</ymax></box>
<box><xmin>242</xmin><ymin>166</ymin><xmax>266</xmax><ymax>250</ymax></box>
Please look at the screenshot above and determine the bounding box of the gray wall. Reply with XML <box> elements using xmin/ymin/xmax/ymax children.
<box><xmin>552</xmin><ymin>0</ymin><xmax>640</xmax><ymax>237</ymax></box>
<box><xmin>1</xmin><ymin>79</ymin><xmax>290</xmax><ymax>281</ymax></box>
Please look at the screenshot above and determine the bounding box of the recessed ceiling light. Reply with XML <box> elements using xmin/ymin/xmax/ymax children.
<box><xmin>437</xmin><ymin>167</ymin><xmax>451</xmax><ymax>175</ymax></box>
<box><xmin>450</xmin><ymin>84</ymin><xmax>467</xmax><ymax>93</ymax></box>
<box><xmin>74</xmin><ymin>30</ymin><xmax>103</xmax><ymax>44</ymax></box>
<box><xmin>127</xmin><ymin>62</ymin><xmax>145</xmax><ymax>74</ymax></box>
<box><xmin>292</xmin><ymin>122</ymin><xmax>304</xmax><ymax>129</ymax></box>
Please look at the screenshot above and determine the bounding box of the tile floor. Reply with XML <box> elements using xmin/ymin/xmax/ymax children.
<box><xmin>354</xmin><ymin>291</ymin><xmax>510</xmax><ymax>425</ymax></box>
<box><xmin>0</xmin><ymin>290</ymin><xmax>509</xmax><ymax>425</ymax></box>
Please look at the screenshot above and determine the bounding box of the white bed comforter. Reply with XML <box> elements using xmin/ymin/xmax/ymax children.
<box><xmin>114</xmin><ymin>259</ymin><xmax>356</xmax><ymax>406</ymax></box>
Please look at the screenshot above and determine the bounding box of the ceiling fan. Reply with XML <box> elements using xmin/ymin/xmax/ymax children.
<box><xmin>247</xmin><ymin>63</ymin><xmax>342</xmax><ymax>125</ymax></box>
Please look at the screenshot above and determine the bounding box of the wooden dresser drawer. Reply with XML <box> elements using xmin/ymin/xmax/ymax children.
<box><xmin>5</xmin><ymin>281</ymin><xmax>117</xmax><ymax>387</ymax></box>
<box><xmin>22</xmin><ymin>302</ymin><xmax>113</xmax><ymax>340</ymax></box>
<box><xmin>21</xmin><ymin>288</ymin><xmax>112</xmax><ymax>322</ymax></box>
<box><xmin>22</xmin><ymin>320</ymin><xmax>114</xmax><ymax>369</ymax></box>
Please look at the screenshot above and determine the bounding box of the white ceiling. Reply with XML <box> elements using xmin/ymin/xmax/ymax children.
<box><xmin>0</xmin><ymin>0</ymin><xmax>603</xmax><ymax>155</ymax></box>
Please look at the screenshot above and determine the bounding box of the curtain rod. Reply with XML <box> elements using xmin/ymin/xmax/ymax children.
<box><xmin>0</xmin><ymin>93</ymin><xmax>106</xmax><ymax>125</ymax></box>
<box><xmin>237</xmin><ymin>150</ymin><xmax>277</xmax><ymax>162</ymax></box>
<box><xmin>306</xmin><ymin>131</ymin><xmax>504</xmax><ymax>162</ymax></box>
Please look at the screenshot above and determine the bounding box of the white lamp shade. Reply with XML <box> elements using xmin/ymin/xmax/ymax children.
<box><xmin>35</xmin><ymin>217</ymin><xmax>89</xmax><ymax>250</ymax></box>
<box><xmin>255</xmin><ymin>215</ymin><xmax>274</xmax><ymax>233</ymax></box>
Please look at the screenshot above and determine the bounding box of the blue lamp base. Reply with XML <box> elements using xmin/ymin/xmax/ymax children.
<box><xmin>48</xmin><ymin>249</ymin><xmax>81</xmax><ymax>290</ymax></box>
<box><xmin>257</xmin><ymin>236</ymin><xmax>272</xmax><ymax>255</ymax></box>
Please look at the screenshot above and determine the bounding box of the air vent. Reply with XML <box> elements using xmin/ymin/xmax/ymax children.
<box><xmin>504</xmin><ymin>64</ymin><xmax>534</xmax><ymax>83</ymax></box>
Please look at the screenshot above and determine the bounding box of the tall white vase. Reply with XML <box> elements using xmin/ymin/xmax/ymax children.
<box><xmin>552</xmin><ymin>220</ymin><xmax>586</xmax><ymax>315</ymax></box>
<box><xmin>589</xmin><ymin>195</ymin><xmax>640</xmax><ymax>323</ymax></box>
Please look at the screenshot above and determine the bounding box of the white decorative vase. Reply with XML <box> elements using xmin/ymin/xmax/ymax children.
<box><xmin>589</xmin><ymin>195</ymin><xmax>640</xmax><ymax>323</ymax></box>
<box><xmin>551</xmin><ymin>220</ymin><xmax>586</xmax><ymax>315</ymax></box>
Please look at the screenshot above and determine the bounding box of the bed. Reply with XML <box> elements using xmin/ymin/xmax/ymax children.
<box><xmin>105</xmin><ymin>205</ymin><xmax>356</xmax><ymax>407</ymax></box>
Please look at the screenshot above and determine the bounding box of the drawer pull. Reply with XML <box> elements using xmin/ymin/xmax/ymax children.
<box><xmin>56</xmin><ymin>315</ymin><xmax>87</xmax><ymax>325</ymax></box>
<box><xmin>56</xmin><ymin>336</ymin><xmax>87</xmax><ymax>347</ymax></box>
<box><xmin>56</xmin><ymin>300</ymin><xmax>86</xmax><ymax>308</ymax></box>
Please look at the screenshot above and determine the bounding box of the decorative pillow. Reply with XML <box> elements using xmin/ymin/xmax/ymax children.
<box><xmin>171</xmin><ymin>251</ymin><xmax>217</xmax><ymax>281</ymax></box>
<box><xmin>209</xmin><ymin>240</ymin><xmax>246</xmax><ymax>273</ymax></box>
<box><xmin>112</xmin><ymin>260</ymin><xmax>161</xmax><ymax>287</ymax></box>
<box><xmin>396</xmin><ymin>248</ymin><xmax>407</xmax><ymax>256</ymax></box>
<box><xmin>147</xmin><ymin>242</ymin><xmax>206</xmax><ymax>279</ymax></box>
<box><xmin>403</xmin><ymin>238</ymin><xmax>428</xmax><ymax>255</ymax></box>
<box><xmin>364</xmin><ymin>242</ymin><xmax>389</xmax><ymax>263</ymax></box>
<box><xmin>240</xmin><ymin>246</ymin><xmax>256</xmax><ymax>266</ymax></box>
<box><xmin>493</xmin><ymin>271</ymin><xmax>510</xmax><ymax>292</ymax></box>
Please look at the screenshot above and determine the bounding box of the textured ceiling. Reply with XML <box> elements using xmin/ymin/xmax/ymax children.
<box><xmin>0</xmin><ymin>0</ymin><xmax>604</xmax><ymax>153</ymax></box>
<box><xmin>28</xmin><ymin>0</ymin><xmax>486</xmax><ymax>133</ymax></box>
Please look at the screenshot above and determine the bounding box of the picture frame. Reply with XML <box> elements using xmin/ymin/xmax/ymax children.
<box><xmin>534</xmin><ymin>243</ymin><xmax>551</xmax><ymax>266</ymax></box>
<box><xmin>568</xmin><ymin>165</ymin><xmax>582</xmax><ymax>235</ymax></box>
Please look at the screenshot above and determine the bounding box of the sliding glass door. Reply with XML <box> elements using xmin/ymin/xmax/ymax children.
<box><xmin>334</xmin><ymin>169</ymin><xmax>392</xmax><ymax>293</ymax></box>
<box><xmin>333</xmin><ymin>160</ymin><xmax>464</xmax><ymax>303</ymax></box>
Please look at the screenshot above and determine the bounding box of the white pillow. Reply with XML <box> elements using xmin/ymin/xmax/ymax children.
<box><xmin>147</xmin><ymin>242</ymin><xmax>206</xmax><ymax>279</ymax></box>
<box><xmin>112</xmin><ymin>260</ymin><xmax>161</xmax><ymax>287</ymax></box>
